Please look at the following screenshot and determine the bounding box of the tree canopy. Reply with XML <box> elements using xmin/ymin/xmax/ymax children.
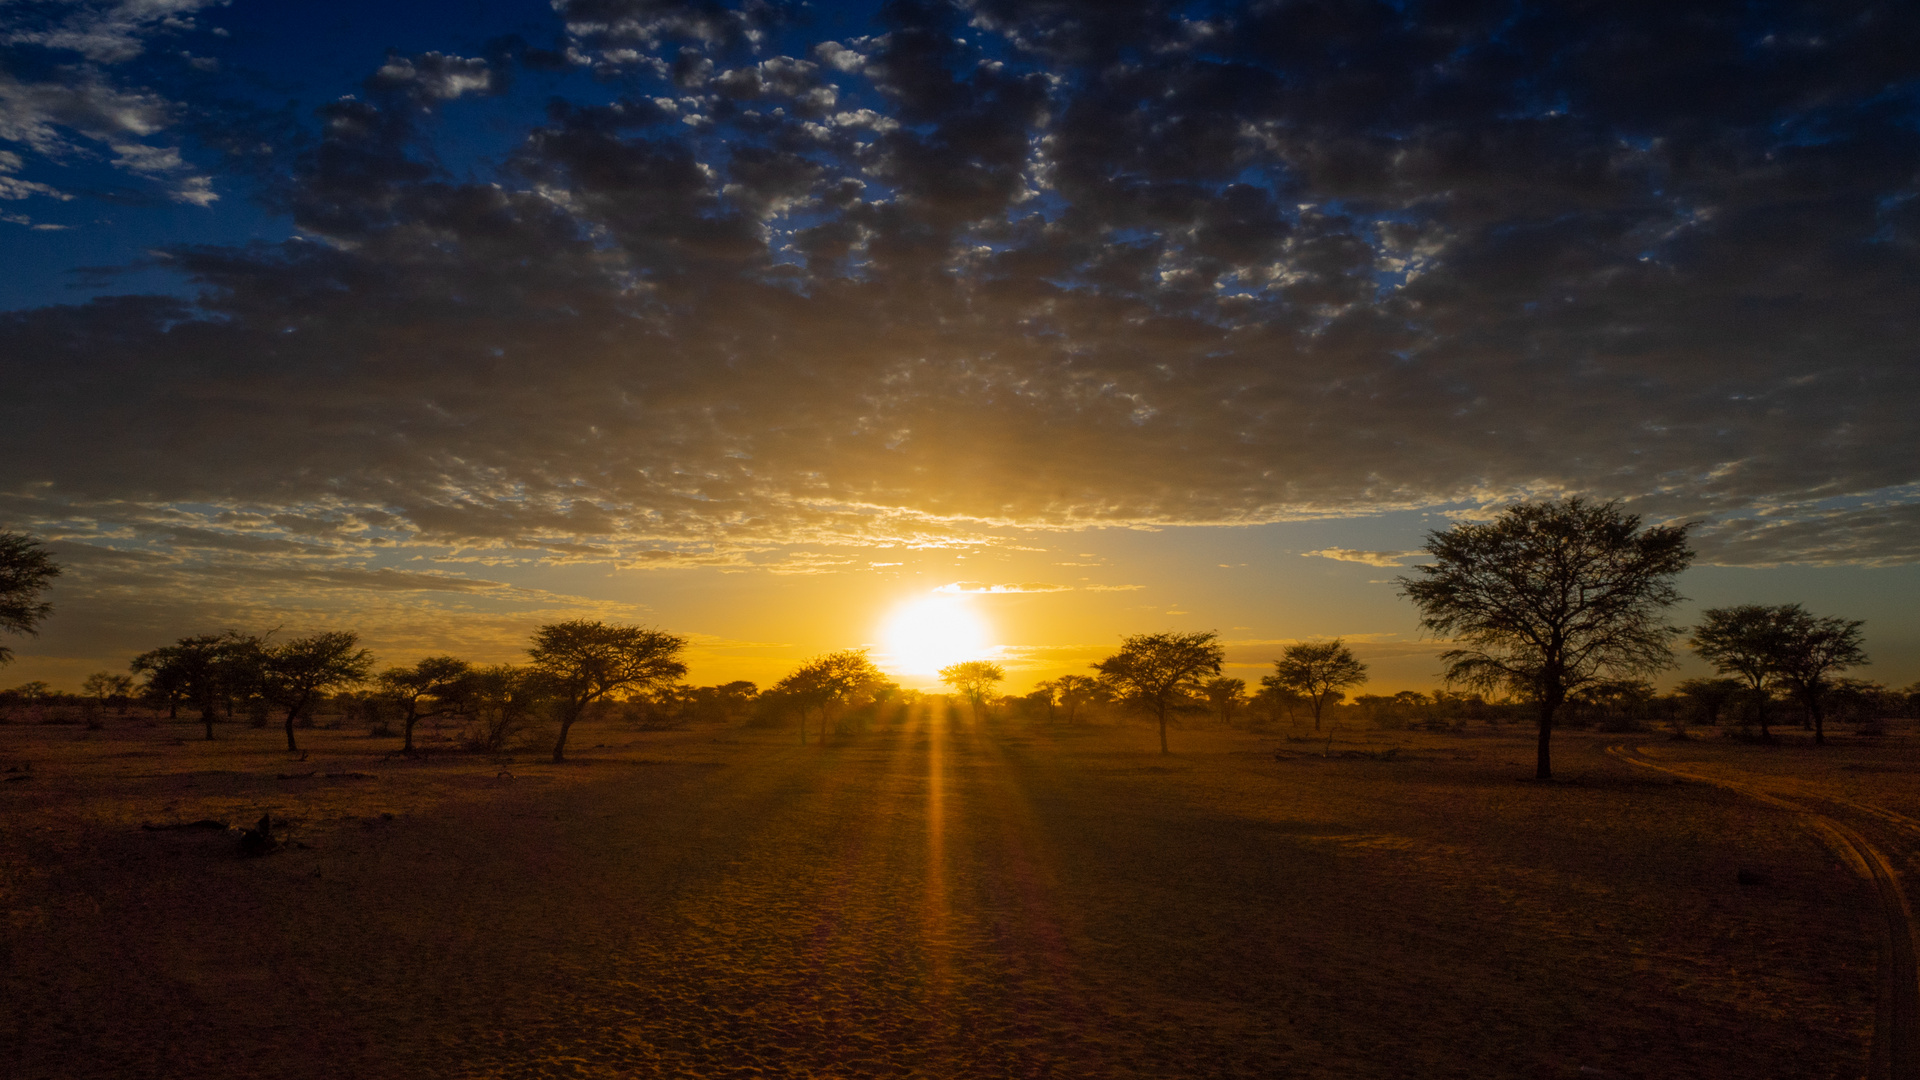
<box><xmin>939</xmin><ymin>660</ymin><xmax>1005</xmax><ymax>722</ymax></box>
<box><xmin>1397</xmin><ymin>498</ymin><xmax>1693</xmax><ymax>779</ymax></box>
<box><xmin>264</xmin><ymin>631</ymin><xmax>376</xmax><ymax>752</ymax></box>
<box><xmin>1093</xmin><ymin>630</ymin><xmax>1224</xmax><ymax>754</ymax></box>
<box><xmin>1690</xmin><ymin>604</ymin><xmax>1792</xmax><ymax>738</ymax></box>
<box><xmin>771</xmin><ymin>649</ymin><xmax>887</xmax><ymax>745</ymax></box>
<box><xmin>130</xmin><ymin>631</ymin><xmax>265</xmax><ymax>739</ymax></box>
<box><xmin>1049</xmin><ymin>674</ymin><xmax>1103</xmax><ymax>726</ymax></box>
<box><xmin>378</xmin><ymin>655</ymin><xmax>474</xmax><ymax>753</ymax></box>
<box><xmin>0</xmin><ymin>531</ymin><xmax>61</xmax><ymax>666</ymax></box>
<box><xmin>1202</xmin><ymin>677</ymin><xmax>1247</xmax><ymax>726</ymax></box>
<box><xmin>1267</xmin><ymin>640</ymin><xmax>1368</xmax><ymax>732</ymax></box>
<box><xmin>528</xmin><ymin>620</ymin><xmax>689</xmax><ymax>762</ymax></box>
<box><xmin>1768</xmin><ymin>609</ymin><xmax>1868</xmax><ymax>746</ymax></box>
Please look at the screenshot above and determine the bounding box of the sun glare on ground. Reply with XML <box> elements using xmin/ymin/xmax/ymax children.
<box><xmin>879</xmin><ymin>594</ymin><xmax>992</xmax><ymax>679</ymax></box>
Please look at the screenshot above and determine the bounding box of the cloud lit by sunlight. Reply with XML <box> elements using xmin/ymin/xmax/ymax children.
<box><xmin>879</xmin><ymin>594</ymin><xmax>992</xmax><ymax>679</ymax></box>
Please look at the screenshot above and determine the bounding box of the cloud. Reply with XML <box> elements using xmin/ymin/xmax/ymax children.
<box><xmin>2</xmin><ymin>1</ymin><xmax>225</xmax><ymax>64</ymax></box>
<box><xmin>1692</xmin><ymin>501</ymin><xmax>1920</xmax><ymax>568</ymax></box>
<box><xmin>934</xmin><ymin>581</ymin><xmax>1071</xmax><ymax>594</ymax></box>
<box><xmin>0</xmin><ymin>2</ymin><xmax>225</xmax><ymax>205</ymax></box>
<box><xmin>1302</xmin><ymin>549</ymin><xmax>1425</xmax><ymax>568</ymax></box>
<box><xmin>367</xmin><ymin>52</ymin><xmax>500</xmax><ymax>102</ymax></box>
<box><xmin>0</xmin><ymin>0</ymin><xmax>1913</xmax><ymax>592</ymax></box>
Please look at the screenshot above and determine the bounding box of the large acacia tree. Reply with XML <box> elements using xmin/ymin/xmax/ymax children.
<box><xmin>528</xmin><ymin>620</ymin><xmax>688</xmax><ymax>762</ymax></box>
<box><xmin>0</xmin><ymin>531</ymin><xmax>61</xmax><ymax>666</ymax></box>
<box><xmin>1267</xmin><ymin>640</ymin><xmax>1368</xmax><ymax>732</ymax></box>
<box><xmin>1397</xmin><ymin>498</ymin><xmax>1693</xmax><ymax>779</ymax></box>
<box><xmin>1093</xmin><ymin>630</ymin><xmax>1224</xmax><ymax>754</ymax></box>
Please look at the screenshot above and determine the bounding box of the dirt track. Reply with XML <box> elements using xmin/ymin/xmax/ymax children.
<box><xmin>1612</xmin><ymin>743</ymin><xmax>1920</xmax><ymax>1080</ymax></box>
<box><xmin>1</xmin><ymin>715</ymin><xmax>1889</xmax><ymax>1078</ymax></box>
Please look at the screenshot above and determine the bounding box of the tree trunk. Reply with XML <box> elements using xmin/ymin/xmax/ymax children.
<box><xmin>403</xmin><ymin>710</ymin><xmax>417</xmax><ymax>753</ymax></box>
<box><xmin>201</xmin><ymin>709</ymin><xmax>214</xmax><ymax>740</ymax></box>
<box><xmin>553</xmin><ymin>717</ymin><xmax>574</xmax><ymax>763</ymax></box>
<box><xmin>1535</xmin><ymin>697</ymin><xmax>1556</xmax><ymax>780</ymax></box>
<box><xmin>284</xmin><ymin>697</ymin><xmax>304</xmax><ymax>752</ymax></box>
<box><xmin>1158</xmin><ymin>702</ymin><xmax>1169</xmax><ymax>754</ymax></box>
<box><xmin>1313</xmin><ymin>696</ymin><xmax>1323</xmax><ymax>732</ymax></box>
<box><xmin>1810</xmin><ymin>694</ymin><xmax>1826</xmax><ymax>746</ymax></box>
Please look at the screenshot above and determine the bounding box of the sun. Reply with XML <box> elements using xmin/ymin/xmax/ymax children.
<box><xmin>880</xmin><ymin>594</ymin><xmax>992</xmax><ymax>678</ymax></box>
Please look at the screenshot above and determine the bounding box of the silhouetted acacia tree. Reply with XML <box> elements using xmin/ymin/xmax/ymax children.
<box><xmin>1050</xmin><ymin>674</ymin><xmax>1102</xmax><ymax>726</ymax></box>
<box><xmin>264</xmin><ymin>631</ymin><xmax>375</xmax><ymax>752</ymax></box>
<box><xmin>1674</xmin><ymin>677</ymin><xmax>1745</xmax><ymax>727</ymax></box>
<box><xmin>1202</xmin><ymin>676</ymin><xmax>1247</xmax><ymax>726</ymax></box>
<box><xmin>0</xmin><ymin>531</ymin><xmax>61</xmax><ymax>666</ymax></box>
<box><xmin>1767</xmin><ymin>607</ymin><xmax>1868</xmax><ymax>746</ymax></box>
<box><xmin>1268</xmin><ymin>640</ymin><xmax>1368</xmax><ymax>732</ymax></box>
<box><xmin>1690</xmin><ymin>605</ymin><xmax>1789</xmax><ymax>740</ymax></box>
<box><xmin>82</xmin><ymin>671</ymin><xmax>134</xmax><ymax>712</ymax></box>
<box><xmin>528</xmin><ymin>620</ymin><xmax>688</xmax><ymax>762</ymax></box>
<box><xmin>670</xmin><ymin>680</ymin><xmax>758</xmax><ymax>724</ymax></box>
<box><xmin>1252</xmin><ymin>679</ymin><xmax>1306</xmax><ymax>728</ymax></box>
<box><xmin>772</xmin><ymin>649</ymin><xmax>884</xmax><ymax>745</ymax></box>
<box><xmin>131</xmin><ymin>631</ymin><xmax>263</xmax><ymax>738</ymax></box>
<box><xmin>939</xmin><ymin>660</ymin><xmax>1004</xmax><ymax>723</ymax></box>
<box><xmin>1093</xmin><ymin>630</ymin><xmax>1224</xmax><ymax>754</ymax></box>
<box><xmin>378</xmin><ymin>655</ymin><xmax>473</xmax><ymax>753</ymax></box>
<box><xmin>451</xmin><ymin>664</ymin><xmax>550</xmax><ymax>753</ymax></box>
<box><xmin>1397</xmin><ymin>498</ymin><xmax>1693</xmax><ymax>780</ymax></box>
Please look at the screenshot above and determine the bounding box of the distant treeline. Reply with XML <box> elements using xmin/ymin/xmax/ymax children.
<box><xmin>969</xmin><ymin>674</ymin><xmax>1920</xmax><ymax>736</ymax></box>
<box><xmin>0</xmin><ymin>506</ymin><xmax>1908</xmax><ymax>766</ymax></box>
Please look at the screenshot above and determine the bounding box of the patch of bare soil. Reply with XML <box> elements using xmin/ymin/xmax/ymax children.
<box><xmin>0</xmin><ymin>716</ymin><xmax>1884</xmax><ymax>1078</ymax></box>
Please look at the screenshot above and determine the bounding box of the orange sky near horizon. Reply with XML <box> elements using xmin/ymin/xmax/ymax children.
<box><xmin>12</xmin><ymin>512</ymin><xmax>1916</xmax><ymax>700</ymax></box>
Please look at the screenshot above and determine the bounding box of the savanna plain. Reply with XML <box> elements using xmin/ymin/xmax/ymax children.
<box><xmin>2</xmin><ymin>710</ymin><xmax>1905</xmax><ymax>1080</ymax></box>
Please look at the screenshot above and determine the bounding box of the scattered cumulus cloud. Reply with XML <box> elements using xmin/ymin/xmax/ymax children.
<box><xmin>0</xmin><ymin>1</ymin><xmax>224</xmax><ymax>206</ymax></box>
<box><xmin>0</xmin><ymin>0</ymin><xmax>1915</xmax><ymax>587</ymax></box>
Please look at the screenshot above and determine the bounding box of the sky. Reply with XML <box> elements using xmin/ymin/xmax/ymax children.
<box><xmin>1</xmin><ymin>0</ymin><xmax>1917</xmax><ymax>695</ymax></box>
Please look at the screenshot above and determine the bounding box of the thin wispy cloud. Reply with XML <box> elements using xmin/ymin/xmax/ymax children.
<box><xmin>935</xmin><ymin>582</ymin><xmax>1072</xmax><ymax>595</ymax></box>
<box><xmin>1302</xmin><ymin>549</ymin><xmax>1426</xmax><ymax>568</ymax></box>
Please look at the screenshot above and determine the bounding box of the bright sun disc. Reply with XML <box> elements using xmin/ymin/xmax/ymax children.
<box><xmin>881</xmin><ymin>595</ymin><xmax>990</xmax><ymax>677</ymax></box>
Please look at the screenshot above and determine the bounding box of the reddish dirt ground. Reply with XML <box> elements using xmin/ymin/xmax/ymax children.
<box><xmin>0</xmin><ymin>712</ymin><xmax>1900</xmax><ymax>1079</ymax></box>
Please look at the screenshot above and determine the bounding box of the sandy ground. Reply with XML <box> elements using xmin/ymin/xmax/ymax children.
<box><xmin>0</xmin><ymin>712</ymin><xmax>1896</xmax><ymax>1079</ymax></box>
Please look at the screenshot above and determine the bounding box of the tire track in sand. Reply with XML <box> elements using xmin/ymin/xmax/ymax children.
<box><xmin>1607</xmin><ymin>743</ymin><xmax>1918</xmax><ymax>1080</ymax></box>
